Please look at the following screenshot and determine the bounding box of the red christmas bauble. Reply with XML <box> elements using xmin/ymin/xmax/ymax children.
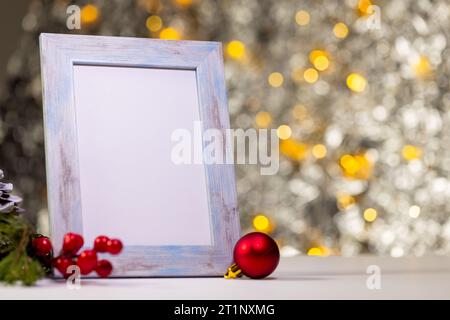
<box><xmin>32</xmin><ymin>236</ymin><xmax>53</xmax><ymax>256</ymax></box>
<box><xmin>77</xmin><ymin>249</ymin><xmax>98</xmax><ymax>275</ymax></box>
<box><xmin>233</xmin><ymin>232</ymin><xmax>280</xmax><ymax>279</ymax></box>
<box><xmin>53</xmin><ymin>256</ymin><xmax>75</xmax><ymax>278</ymax></box>
<box><xmin>95</xmin><ymin>259</ymin><xmax>113</xmax><ymax>278</ymax></box>
<box><xmin>62</xmin><ymin>233</ymin><xmax>84</xmax><ymax>256</ymax></box>
<box><xmin>106</xmin><ymin>239</ymin><xmax>123</xmax><ymax>255</ymax></box>
<box><xmin>93</xmin><ymin>235</ymin><xmax>110</xmax><ymax>253</ymax></box>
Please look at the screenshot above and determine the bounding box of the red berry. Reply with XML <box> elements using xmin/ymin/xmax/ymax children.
<box><xmin>32</xmin><ymin>236</ymin><xmax>53</xmax><ymax>256</ymax></box>
<box><xmin>95</xmin><ymin>260</ymin><xmax>113</xmax><ymax>278</ymax></box>
<box><xmin>62</xmin><ymin>233</ymin><xmax>84</xmax><ymax>256</ymax></box>
<box><xmin>106</xmin><ymin>239</ymin><xmax>123</xmax><ymax>255</ymax></box>
<box><xmin>76</xmin><ymin>249</ymin><xmax>98</xmax><ymax>275</ymax></box>
<box><xmin>53</xmin><ymin>256</ymin><xmax>76</xmax><ymax>278</ymax></box>
<box><xmin>93</xmin><ymin>235</ymin><xmax>110</xmax><ymax>252</ymax></box>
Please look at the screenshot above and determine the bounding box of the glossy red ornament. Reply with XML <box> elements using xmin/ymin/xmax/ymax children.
<box><xmin>53</xmin><ymin>256</ymin><xmax>75</xmax><ymax>278</ymax></box>
<box><xmin>32</xmin><ymin>236</ymin><xmax>53</xmax><ymax>256</ymax></box>
<box><xmin>95</xmin><ymin>260</ymin><xmax>113</xmax><ymax>278</ymax></box>
<box><xmin>62</xmin><ymin>233</ymin><xmax>84</xmax><ymax>256</ymax></box>
<box><xmin>93</xmin><ymin>235</ymin><xmax>110</xmax><ymax>252</ymax></box>
<box><xmin>106</xmin><ymin>239</ymin><xmax>123</xmax><ymax>255</ymax></box>
<box><xmin>76</xmin><ymin>249</ymin><xmax>98</xmax><ymax>275</ymax></box>
<box><xmin>233</xmin><ymin>232</ymin><xmax>280</xmax><ymax>279</ymax></box>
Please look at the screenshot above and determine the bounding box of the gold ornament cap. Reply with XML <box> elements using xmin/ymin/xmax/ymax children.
<box><xmin>224</xmin><ymin>263</ymin><xmax>243</xmax><ymax>279</ymax></box>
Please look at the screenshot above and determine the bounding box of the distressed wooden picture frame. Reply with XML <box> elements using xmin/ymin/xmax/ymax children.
<box><xmin>39</xmin><ymin>33</ymin><xmax>240</xmax><ymax>277</ymax></box>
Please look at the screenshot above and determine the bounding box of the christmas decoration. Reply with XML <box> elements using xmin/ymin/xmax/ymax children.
<box><xmin>0</xmin><ymin>169</ymin><xmax>45</xmax><ymax>286</ymax></box>
<box><xmin>62</xmin><ymin>232</ymin><xmax>84</xmax><ymax>255</ymax></box>
<box><xmin>95</xmin><ymin>259</ymin><xmax>113</xmax><ymax>278</ymax></box>
<box><xmin>31</xmin><ymin>235</ymin><xmax>52</xmax><ymax>257</ymax></box>
<box><xmin>0</xmin><ymin>168</ymin><xmax>123</xmax><ymax>284</ymax></box>
<box><xmin>52</xmin><ymin>233</ymin><xmax>123</xmax><ymax>278</ymax></box>
<box><xmin>106</xmin><ymin>239</ymin><xmax>123</xmax><ymax>255</ymax></box>
<box><xmin>1</xmin><ymin>0</ymin><xmax>450</xmax><ymax>257</ymax></box>
<box><xmin>93</xmin><ymin>235</ymin><xmax>109</xmax><ymax>252</ymax></box>
<box><xmin>76</xmin><ymin>249</ymin><xmax>98</xmax><ymax>275</ymax></box>
<box><xmin>225</xmin><ymin>232</ymin><xmax>280</xmax><ymax>279</ymax></box>
<box><xmin>0</xmin><ymin>170</ymin><xmax>23</xmax><ymax>214</ymax></box>
<box><xmin>53</xmin><ymin>256</ymin><xmax>75</xmax><ymax>278</ymax></box>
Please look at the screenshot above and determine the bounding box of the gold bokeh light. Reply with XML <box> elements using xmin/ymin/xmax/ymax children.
<box><xmin>304</xmin><ymin>68</ymin><xmax>319</xmax><ymax>83</ymax></box>
<box><xmin>255</xmin><ymin>111</ymin><xmax>272</xmax><ymax>128</ymax></box>
<box><xmin>346</xmin><ymin>73</ymin><xmax>367</xmax><ymax>93</ymax></box>
<box><xmin>402</xmin><ymin>145</ymin><xmax>422</xmax><ymax>161</ymax></box>
<box><xmin>280</xmin><ymin>139</ymin><xmax>308</xmax><ymax>161</ymax></box>
<box><xmin>363</xmin><ymin>208</ymin><xmax>378</xmax><ymax>222</ymax></box>
<box><xmin>295</xmin><ymin>10</ymin><xmax>310</xmax><ymax>26</ymax></box>
<box><xmin>146</xmin><ymin>15</ymin><xmax>163</xmax><ymax>32</ymax></box>
<box><xmin>309</xmin><ymin>50</ymin><xmax>330</xmax><ymax>71</ymax></box>
<box><xmin>339</xmin><ymin>153</ymin><xmax>373</xmax><ymax>179</ymax></box>
<box><xmin>277</xmin><ymin>125</ymin><xmax>292</xmax><ymax>140</ymax></box>
<box><xmin>174</xmin><ymin>0</ymin><xmax>194</xmax><ymax>6</ymax></box>
<box><xmin>159</xmin><ymin>27</ymin><xmax>181</xmax><ymax>40</ymax></box>
<box><xmin>333</xmin><ymin>22</ymin><xmax>349</xmax><ymax>39</ymax></box>
<box><xmin>268</xmin><ymin>72</ymin><xmax>284</xmax><ymax>87</ymax></box>
<box><xmin>81</xmin><ymin>4</ymin><xmax>99</xmax><ymax>25</ymax></box>
<box><xmin>253</xmin><ymin>215</ymin><xmax>271</xmax><ymax>232</ymax></box>
<box><xmin>312</xmin><ymin>144</ymin><xmax>327</xmax><ymax>159</ymax></box>
<box><xmin>337</xmin><ymin>193</ymin><xmax>356</xmax><ymax>210</ymax></box>
<box><xmin>227</xmin><ymin>40</ymin><xmax>246</xmax><ymax>60</ymax></box>
<box><xmin>358</xmin><ymin>0</ymin><xmax>373</xmax><ymax>16</ymax></box>
<box><xmin>413</xmin><ymin>56</ymin><xmax>432</xmax><ymax>80</ymax></box>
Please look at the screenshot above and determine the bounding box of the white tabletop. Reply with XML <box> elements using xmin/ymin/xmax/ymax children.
<box><xmin>1</xmin><ymin>256</ymin><xmax>450</xmax><ymax>299</ymax></box>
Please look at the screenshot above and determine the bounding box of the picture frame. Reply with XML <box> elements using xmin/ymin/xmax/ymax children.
<box><xmin>39</xmin><ymin>33</ymin><xmax>240</xmax><ymax>277</ymax></box>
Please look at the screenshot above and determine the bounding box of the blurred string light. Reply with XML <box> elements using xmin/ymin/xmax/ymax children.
<box><xmin>280</xmin><ymin>139</ymin><xmax>308</xmax><ymax>161</ymax></box>
<box><xmin>159</xmin><ymin>27</ymin><xmax>181</xmax><ymax>40</ymax></box>
<box><xmin>303</xmin><ymin>68</ymin><xmax>319</xmax><ymax>83</ymax></box>
<box><xmin>409</xmin><ymin>205</ymin><xmax>421</xmax><ymax>218</ymax></box>
<box><xmin>333</xmin><ymin>22</ymin><xmax>349</xmax><ymax>39</ymax></box>
<box><xmin>312</xmin><ymin>144</ymin><xmax>327</xmax><ymax>159</ymax></box>
<box><xmin>295</xmin><ymin>10</ymin><xmax>310</xmax><ymax>26</ymax></box>
<box><xmin>402</xmin><ymin>145</ymin><xmax>422</xmax><ymax>161</ymax></box>
<box><xmin>146</xmin><ymin>15</ymin><xmax>163</xmax><ymax>32</ymax></box>
<box><xmin>253</xmin><ymin>214</ymin><xmax>272</xmax><ymax>232</ymax></box>
<box><xmin>277</xmin><ymin>125</ymin><xmax>292</xmax><ymax>140</ymax></box>
<box><xmin>357</xmin><ymin>0</ymin><xmax>373</xmax><ymax>16</ymax></box>
<box><xmin>268</xmin><ymin>72</ymin><xmax>284</xmax><ymax>87</ymax></box>
<box><xmin>346</xmin><ymin>73</ymin><xmax>367</xmax><ymax>92</ymax></box>
<box><xmin>173</xmin><ymin>0</ymin><xmax>194</xmax><ymax>7</ymax></box>
<box><xmin>337</xmin><ymin>193</ymin><xmax>356</xmax><ymax>210</ymax></box>
<box><xmin>339</xmin><ymin>154</ymin><xmax>372</xmax><ymax>179</ymax></box>
<box><xmin>307</xmin><ymin>246</ymin><xmax>331</xmax><ymax>256</ymax></box>
<box><xmin>363</xmin><ymin>208</ymin><xmax>378</xmax><ymax>222</ymax></box>
<box><xmin>413</xmin><ymin>56</ymin><xmax>432</xmax><ymax>80</ymax></box>
<box><xmin>309</xmin><ymin>50</ymin><xmax>329</xmax><ymax>71</ymax></box>
<box><xmin>313</xmin><ymin>56</ymin><xmax>329</xmax><ymax>71</ymax></box>
<box><xmin>255</xmin><ymin>111</ymin><xmax>272</xmax><ymax>128</ymax></box>
<box><xmin>226</xmin><ymin>40</ymin><xmax>246</xmax><ymax>60</ymax></box>
<box><xmin>81</xmin><ymin>4</ymin><xmax>99</xmax><ymax>25</ymax></box>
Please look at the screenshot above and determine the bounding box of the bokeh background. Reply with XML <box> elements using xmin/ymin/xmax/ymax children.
<box><xmin>1</xmin><ymin>0</ymin><xmax>450</xmax><ymax>257</ymax></box>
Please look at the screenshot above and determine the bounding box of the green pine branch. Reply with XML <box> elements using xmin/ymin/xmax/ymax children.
<box><xmin>0</xmin><ymin>213</ymin><xmax>45</xmax><ymax>286</ymax></box>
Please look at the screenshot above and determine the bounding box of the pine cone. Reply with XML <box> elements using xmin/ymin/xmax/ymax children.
<box><xmin>0</xmin><ymin>170</ymin><xmax>23</xmax><ymax>214</ymax></box>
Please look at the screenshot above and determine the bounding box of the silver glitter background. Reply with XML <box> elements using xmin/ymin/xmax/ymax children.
<box><xmin>1</xmin><ymin>0</ymin><xmax>449</xmax><ymax>257</ymax></box>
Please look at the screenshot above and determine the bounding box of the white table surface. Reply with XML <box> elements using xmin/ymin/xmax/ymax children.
<box><xmin>1</xmin><ymin>256</ymin><xmax>450</xmax><ymax>300</ymax></box>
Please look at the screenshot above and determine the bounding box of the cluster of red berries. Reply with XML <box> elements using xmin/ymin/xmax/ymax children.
<box><xmin>32</xmin><ymin>233</ymin><xmax>123</xmax><ymax>278</ymax></box>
